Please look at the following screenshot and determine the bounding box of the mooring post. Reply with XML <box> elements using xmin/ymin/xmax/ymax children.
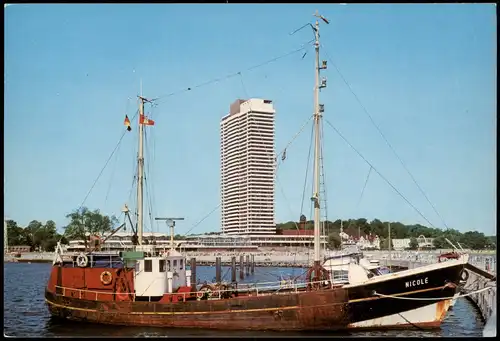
<box><xmin>231</xmin><ymin>256</ymin><xmax>237</xmax><ymax>283</ymax></box>
<box><xmin>251</xmin><ymin>254</ymin><xmax>255</xmax><ymax>274</ymax></box>
<box><xmin>190</xmin><ymin>258</ymin><xmax>197</xmax><ymax>292</ymax></box>
<box><xmin>246</xmin><ymin>254</ymin><xmax>250</xmax><ymax>276</ymax></box>
<box><xmin>240</xmin><ymin>254</ymin><xmax>245</xmax><ymax>280</ymax></box>
<box><xmin>215</xmin><ymin>256</ymin><xmax>222</xmax><ymax>283</ymax></box>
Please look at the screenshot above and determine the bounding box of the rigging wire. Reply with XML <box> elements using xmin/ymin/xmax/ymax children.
<box><xmin>321</xmin><ymin>45</ymin><xmax>450</xmax><ymax>230</ymax></box>
<box><xmin>103</xmin><ymin>139</ymin><xmax>122</xmax><ymax>206</ymax></box>
<box><xmin>355</xmin><ymin>165</ymin><xmax>373</xmax><ymax>213</ymax></box>
<box><xmin>324</xmin><ymin>119</ymin><xmax>437</xmax><ymax>229</ymax></box>
<box><xmin>148</xmin><ymin>104</ymin><xmax>159</xmax><ymax>233</ymax></box>
<box><xmin>76</xmin><ymin>111</ymin><xmax>139</xmax><ymax>216</ymax></box>
<box><xmin>275</xmin><ymin>115</ymin><xmax>314</xmax><ymax>172</ymax></box>
<box><xmin>59</xmin><ymin>109</ymin><xmax>139</xmax><ymax>240</ymax></box>
<box><xmin>184</xmin><ymin>203</ymin><xmax>221</xmax><ymax>236</ymax></box>
<box><xmin>319</xmin><ymin>117</ymin><xmax>329</xmax><ymax>254</ymax></box>
<box><xmin>346</xmin><ymin>164</ymin><xmax>373</xmax><ymax>236</ymax></box>
<box><xmin>300</xmin><ymin>122</ymin><xmax>315</xmax><ymax>217</ymax></box>
<box><xmin>143</xmin><ymin>128</ymin><xmax>155</xmax><ymax>235</ymax></box>
<box><xmin>104</xmin><ymin>98</ymin><xmax>132</xmax><ymax>206</ymax></box>
<box><xmin>152</xmin><ymin>43</ymin><xmax>313</xmax><ymax>103</ymax></box>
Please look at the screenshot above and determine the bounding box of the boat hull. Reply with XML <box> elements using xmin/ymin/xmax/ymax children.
<box><xmin>45</xmin><ymin>288</ymin><xmax>349</xmax><ymax>330</ymax></box>
<box><xmin>344</xmin><ymin>261</ymin><xmax>463</xmax><ymax>329</ymax></box>
<box><xmin>45</xmin><ymin>260</ymin><xmax>466</xmax><ymax>330</ymax></box>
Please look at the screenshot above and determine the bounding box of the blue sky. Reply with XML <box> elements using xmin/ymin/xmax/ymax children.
<box><xmin>4</xmin><ymin>4</ymin><xmax>496</xmax><ymax>236</ymax></box>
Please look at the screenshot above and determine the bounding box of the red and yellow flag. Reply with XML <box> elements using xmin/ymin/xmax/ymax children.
<box><xmin>124</xmin><ymin>115</ymin><xmax>131</xmax><ymax>131</ymax></box>
<box><xmin>139</xmin><ymin>114</ymin><xmax>155</xmax><ymax>126</ymax></box>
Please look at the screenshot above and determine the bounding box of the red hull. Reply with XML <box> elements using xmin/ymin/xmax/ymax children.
<box><xmin>44</xmin><ymin>263</ymin><xmax>465</xmax><ymax>331</ymax></box>
<box><xmin>45</xmin><ymin>289</ymin><xmax>349</xmax><ymax>330</ymax></box>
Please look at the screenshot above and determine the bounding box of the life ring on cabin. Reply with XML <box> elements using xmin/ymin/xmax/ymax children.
<box><xmin>198</xmin><ymin>284</ymin><xmax>214</xmax><ymax>299</ymax></box>
<box><xmin>460</xmin><ymin>269</ymin><xmax>469</xmax><ymax>282</ymax></box>
<box><xmin>76</xmin><ymin>253</ymin><xmax>88</xmax><ymax>268</ymax></box>
<box><xmin>100</xmin><ymin>271</ymin><xmax>113</xmax><ymax>285</ymax></box>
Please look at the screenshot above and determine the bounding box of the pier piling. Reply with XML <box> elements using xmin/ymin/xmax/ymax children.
<box><xmin>190</xmin><ymin>258</ymin><xmax>197</xmax><ymax>292</ymax></box>
<box><xmin>239</xmin><ymin>255</ymin><xmax>245</xmax><ymax>280</ymax></box>
<box><xmin>215</xmin><ymin>257</ymin><xmax>222</xmax><ymax>283</ymax></box>
<box><xmin>231</xmin><ymin>256</ymin><xmax>237</xmax><ymax>283</ymax></box>
<box><xmin>251</xmin><ymin>254</ymin><xmax>255</xmax><ymax>274</ymax></box>
<box><xmin>245</xmin><ymin>255</ymin><xmax>250</xmax><ymax>276</ymax></box>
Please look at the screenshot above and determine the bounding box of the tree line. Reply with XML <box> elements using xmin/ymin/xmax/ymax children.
<box><xmin>277</xmin><ymin>216</ymin><xmax>496</xmax><ymax>251</ymax></box>
<box><xmin>6</xmin><ymin>207</ymin><xmax>117</xmax><ymax>252</ymax></box>
<box><xmin>6</xmin><ymin>208</ymin><xmax>496</xmax><ymax>252</ymax></box>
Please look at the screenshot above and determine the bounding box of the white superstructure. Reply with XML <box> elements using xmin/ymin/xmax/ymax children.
<box><xmin>220</xmin><ymin>98</ymin><xmax>276</xmax><ymax>235</ymax></box>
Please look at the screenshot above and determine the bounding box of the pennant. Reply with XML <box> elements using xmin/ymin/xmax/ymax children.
<box><xmin>139</xmin><ymin>114</ymin><xmax>155</xmax><ymax>126</ymax></box>
<box><xmin>124</xmin><ymin>115</ymin><xmax>131</xmax><ymax>131</ymax></box>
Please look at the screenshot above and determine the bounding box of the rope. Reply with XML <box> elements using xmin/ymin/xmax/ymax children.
<box><xmin>355</xmin><ymin>166</ymin><xmax>372</xmax><ymax>213</ymax></box>
<box><xmin>184</xmin><ymin>204</ymin><xmax>221</xmax><ymax>236</ymax></box>
<box><xmin>300</xmin><ymin>123</ymin><xmax>314</xmax><ymax>218</ymax></box>
<box><xmin>276</xmin><ymin>115</ymin><xmax>314</xmax><ymax>170</ymax></box>
<box><xmin>77</xmin><ymin>110</ymin><xmax>138</xmax><ymax>212</ymax></box>
<box><xmin>152</xmin><ymin>43</ymin><xmax>311</xmax><ymax>103</ymax></box>
<box><xmin>324</xmin><ymin>119</ymin><xmax>437</xmax><ymax>229</ymax></box>
<box><xmin>59</xmin><ymin>109</ymin><xmax>139</xmax><ymax>241</ymax></box>
<box><xmin>321</xmin><ymin>45</ymin><xmax>450</xmax><ymax>230</ymax></box>
<box><xmin>373</xmin><ymin>286</ymin><xmax>494</xmax><ymax>301</ymax></box>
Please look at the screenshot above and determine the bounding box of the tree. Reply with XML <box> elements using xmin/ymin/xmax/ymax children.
<box><xmin>432</xmin><ymin>236</ymin><xmax>447</xmax><ymax>249</ymax></box>
<box><xmin>370</xmin><ymin>219</ymin><xmax>386</xmax><ymax>238</ymax></box>
<box><xmin>381</xmin><ymin>237</ymin><xmax>393</xmax><ymax>250</ymax></box>
<box><xmin>327</xmin><ymin>232</ymin><xmax>341</xmax><ymax>250</ymax></box>
<box><xmin>6</xmin><ymin>219</ymin><xmax>65</xmax><ymax>252</ymax></box>
<box><xmin>6</xmin><ymin>220</ymin><xmax>25</xmax><ymax>246</ymax></box>
<box><xmin>409</xmin><ymin>237</ymin><xmax>419</xmax><ymax>250</ymax></box>
<box><xmin>64</xmin><ymin>207</ymin><xmax>118</xmax><ymax>252</ymax></box>
<box><xmin>459</xmin><ymin>231</ymin><xmax>488</xmax><ymax>250</ymax></box>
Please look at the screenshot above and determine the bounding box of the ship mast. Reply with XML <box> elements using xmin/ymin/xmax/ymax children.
<box><xmin>137</xmin><ymin>96</ymin><xmax>146</xmax><ymax>245</ymax></box>
<box><xmin>312</xmin><ymin>11</ymin><xmax>329</xmax><ymax>264</ymax></box>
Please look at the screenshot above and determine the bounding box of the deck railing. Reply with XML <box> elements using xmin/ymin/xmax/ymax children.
<box><xmin>52</xmin><ymin>278</ymin><xmax>331</xmax><ymax>303</ymax></box>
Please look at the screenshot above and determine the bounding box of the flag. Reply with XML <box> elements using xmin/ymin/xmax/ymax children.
<box><xmin>124</xmin><ymin>115</ymin><xmax>131</xmax><ymax>131</ymax></box>
<box><xmin>139</xmin><ymin>114</ymin><xmax>155</xmax><ymax>126</ymax></box>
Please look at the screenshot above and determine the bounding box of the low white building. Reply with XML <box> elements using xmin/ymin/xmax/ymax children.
<box><xmin>392</xmin><ymin>237</ymin><xmax>435</xmax><ymax>250</ymax></box>
<box><xmin>392</xmin><ymin>238</ymin><xmax>411</xmax><ymax>250</ymax></box>
<box><xmin>340</xmin><ymin>232</ymin><xmax>380</xmax><ymax>250</ymax></box>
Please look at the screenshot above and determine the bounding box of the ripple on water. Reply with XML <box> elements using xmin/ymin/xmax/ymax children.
<box><xmin>3</xmin><ymin>263</ymin><xmax>485</xmax><ymax>337</ymax></box>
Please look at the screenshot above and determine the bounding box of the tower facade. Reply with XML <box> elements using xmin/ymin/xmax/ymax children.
<box><xmin>220</xmin><ymin>99</ymin><xmax>276</xmax><ymax>235</ymax></box>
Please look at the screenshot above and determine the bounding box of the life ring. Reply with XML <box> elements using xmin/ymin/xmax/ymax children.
<box><xmin>198</xmin><ymin>284</ymin><xmax>214</xmax><ymax>299</ymax></box>
<box><xmin>460</xmin><ymin>269</ymin><xmax>469</xmax><ymax>282</ymax></box>
<box><xmin>76</xmin><ymin>253</ymin><xmax>88</xmax><ymax>268</ymax></box>
<box><xmin>100</xmin><ymin>271</ymin><xmax>113</xmax><ymax>285</ymax></box>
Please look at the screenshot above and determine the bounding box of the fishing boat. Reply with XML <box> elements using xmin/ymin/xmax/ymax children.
<box><xmin>45</xmin><ymin>11</ymin><xmax>470</xmax><ymax>330</ymax></box>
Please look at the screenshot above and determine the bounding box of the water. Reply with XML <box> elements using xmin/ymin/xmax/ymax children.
<box><xmin>4</xmin><ymin>263</ymin><xmax>485</xmax><ymax>337</ymax></box>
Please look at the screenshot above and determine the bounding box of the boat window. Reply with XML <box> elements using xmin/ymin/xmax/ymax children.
<box><xmin>180</xmin><ymin>259</ymin><xmax>183</xmax><ymax>270</ymax></box>
<box><xmin>159</xmin><ymin>259</ymin><xmax>166</xmax><ymax>272</ymax></box>
<box><xmin>145</xmin><ymin>259</ymin><xmax>152</xmax><ymax>272</ymax></box>
<box><xmin>167</xmin><ymin>260</ymin><xmax>171</xmax><ymax>271</ymax></box>
<box><xmin>331</xmin><ymin>270</ymin><xmax>349</xmax><ymax>282</ymax></box>
<box><xmin>173</xmin><ymin>259</ymin><xmax>177</xmax><ymax>268</ymax></box>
